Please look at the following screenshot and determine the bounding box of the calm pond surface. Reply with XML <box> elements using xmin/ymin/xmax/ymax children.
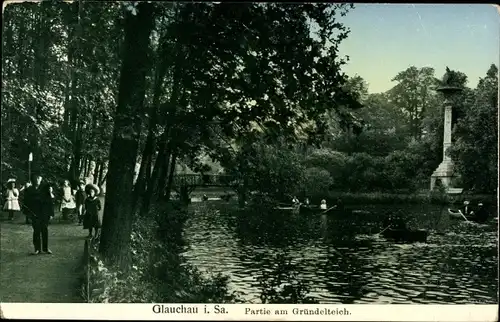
<box><xmin>181</xmin><ymin>202</ymin><xmax>498</xmax><ymax>304</ymax></box>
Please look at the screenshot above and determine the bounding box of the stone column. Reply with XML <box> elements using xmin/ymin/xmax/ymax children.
<box><xmin>442</xmin><ymin>99</ymin><xmax>453</xmax><ymax>161</ymax></box>
<box><xmin>430</xmin><ymin>99</ymin><xmax>456</xmax><ymax>191</ymax></box>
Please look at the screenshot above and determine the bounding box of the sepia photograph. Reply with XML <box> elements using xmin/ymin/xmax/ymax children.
<box><xmin>1</xmin><ymin>1</ymin><xmax>498</xmax><ymax>320</ymax></box>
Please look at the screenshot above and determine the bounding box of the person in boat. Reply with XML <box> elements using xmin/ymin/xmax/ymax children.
<box><xmin>320</xmin><ymin>199</ymin><xmax>327</xmax><ymax>210</ymax></box>
<box><xmin>202</xmin><ymin>194</ymin><xmax>209</xmax><ymax>202</ymax></box>
<box><xmin>292</xmin><ymin>196</ymin><xmax>300</xmax><ymax>206</ymax></box>
<box><xmin>393</xmin><ymin>212</ymin><xmax>407</xmax><ymax>230</ymax></box>
<box><xmin>462</xmin><ymin>200</ymin><xmax>473</xmax><ymax>216</ymax></box>
<box><xmin>304</xmin><ymin>198</ymin><xmax>310</xmax><ymax>206</ymax></box>
<box><xmin>334</xmin><ymin>198</ymin><xmax>344</xmax><ymax>211</ymax></box>
<box><xmin>383</xmin><ymin>211</ymin><xmax>407</xmax><ymax>230</ymax></box>
<box><xmin>473</xmin><ymin>203</ymin><xmax>488</xmax><ymax>223</ymax></box>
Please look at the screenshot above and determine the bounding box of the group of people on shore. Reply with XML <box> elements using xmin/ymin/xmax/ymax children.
<box><xmin>2</xmin><ymin>175</ymin><xmax>103</xmax><ymax>255</ymax></box>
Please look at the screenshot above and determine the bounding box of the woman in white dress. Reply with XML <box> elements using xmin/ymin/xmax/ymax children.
<box><xmin>60</xmin><ymin>180</ymin><xmax>76</xmax><ymax>221</ymax></box>
<box><xmin>4</xmin><ymin>178</ymin><xmax>21</xmax><ymax>220</ymax></box>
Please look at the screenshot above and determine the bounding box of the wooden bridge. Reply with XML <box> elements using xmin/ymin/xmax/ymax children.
<box><xmin>172</xmin><ymin>174</ymin><xmax>238</xmax><ymax>188</ymax></box>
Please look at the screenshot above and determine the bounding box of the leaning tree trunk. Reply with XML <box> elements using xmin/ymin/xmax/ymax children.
<box><xmin>133</xmin><ymin>37</ymin><xmax>170</xmax><ymax>209</ymax></box>
<box><xmin>139</xmin><ymin>132</ymin><xmax>167</xmax><ymax>217</ymax></box>
<box><xmin>99</xmin><ymin>3</ymin><xmax>154</xmax><ymax>268</ymax></box>
<box><xmin>155</xmin><ymin>144</ymin><xmax>173</xmax><ymax>200</ymax></box>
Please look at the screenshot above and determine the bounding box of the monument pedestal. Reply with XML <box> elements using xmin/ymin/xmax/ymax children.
<box><xmin>430</xmin><ymin>160</ymin><xmax>455</xmax><ymax>191</ymax></box>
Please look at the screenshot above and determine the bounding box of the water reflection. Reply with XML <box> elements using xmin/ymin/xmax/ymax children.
<box><xmin>181</xmin><ymin>202</ymin><xmax>498</xmax><ymax>304</ymax></box>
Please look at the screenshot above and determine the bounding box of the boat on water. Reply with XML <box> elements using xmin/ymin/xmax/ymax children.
<box><xmin>381</xmin><ymin>228</ymin><xmax>428</xmax><ymax>243</ymax></box>
<box><xmin>273</xmin><ymin>204</ymin><xmax>300</xmax><ymax>214</ymax></box>
<box><xmin>448</xmin><ymin>208</ymin><xmax>474</xmax><ymax>220</ymax></box>
<box><xmin>299</xmin><ymin>205</ymin><xmax>340</xmax><ymax>215</ymax></box>
<box><xmin>299</xmin><ymin>205</ymin><xmax>371</xmax><ymax>216</ymax></box>
<box><xmin>447</xmin><ymin>208</ymin><xmax>490</xmax><ymax>222</ymax></box>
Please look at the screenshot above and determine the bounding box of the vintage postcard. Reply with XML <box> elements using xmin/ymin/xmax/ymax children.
<box><xmin>1</xmin><ymin>1</ymin><xmax>498</xmax><ymax>321</ymax></box>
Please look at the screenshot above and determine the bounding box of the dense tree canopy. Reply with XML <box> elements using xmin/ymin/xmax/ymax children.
<box><xmin>2</xmin><ymin>1</ymin><xmax>363</xmax><ymax>265</ymax></box>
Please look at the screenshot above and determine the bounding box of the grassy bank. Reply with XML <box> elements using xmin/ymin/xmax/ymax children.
<box><xmin>308</xmin><ymin>191</ymin><xmax>497</xmax><ymax>206</ymax></box>
<box><xmin>86</xmin><ymin>202</ymin><xmax>239</xmax><ymax>303</ymax></box>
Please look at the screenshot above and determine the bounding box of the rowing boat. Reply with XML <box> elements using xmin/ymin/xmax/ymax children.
<box><xmin>448</xmin><ymin>208</ymin><xmax>474</xmax><ymax>220</ymax></box>
<box><xmin>299</xmin><ymin>205</ymin><xmax>341</xmax><ymax>215</ymax></box>
<box><xmin>273</xmin><ymin>205</ymin><xmax>300</xmax><ymax>214</ymax></box>
<box><xmin>381</xmin><ymin>228</ymin><xmax>428</xmax><ymax>243</ymax></box>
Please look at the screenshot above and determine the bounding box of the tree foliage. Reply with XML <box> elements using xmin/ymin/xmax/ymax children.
<box><xmin>449</xmin><ymin>64</ymin><xmax>498</xmax><ymax>192</ymax></box>
<box><xmin>1</xmin><ymin>1</ymin><xmax>363</xmax><ymax>263</ymax></box>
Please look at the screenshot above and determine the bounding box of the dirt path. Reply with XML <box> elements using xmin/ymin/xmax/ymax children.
<box><xmin>0</xmin><ymin>212</ymin><xmax>87</xmax><ymax>302</ymax></box>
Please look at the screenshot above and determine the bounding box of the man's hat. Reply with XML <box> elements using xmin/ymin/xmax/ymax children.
<box><xmin>463</xmin><ymin>200</ymin><xmax>470</xmax><ymax>205</ymax></box>
<box><xmin>6</xmin><ymin>178</ymin><xmax>16</xmax><ymax>184</ymax></box>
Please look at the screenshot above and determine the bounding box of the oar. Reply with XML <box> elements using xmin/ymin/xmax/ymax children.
<box><xmin>320</xmin><ymin>205</ymin><xmax>337</xmax><ymax>215</ymax></box>
<box><xmin>458</xmin><ymin>209</ymin><xmax>470</xmax><ymax>222</ymax></box>
<box><xmin>378</xmin><ymin>224</ymin><xmax>392</xmax><ymax>235</ymax></box>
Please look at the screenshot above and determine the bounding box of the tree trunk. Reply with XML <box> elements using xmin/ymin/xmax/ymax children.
<box><xmin>83</xmin><ymin>158</ymin><xmax>88</xmax><ymax>177</ymax></box>
<box><xmin>155</xmin><ymin>144</ymin><xmax>173</xmax><ymax>200</ymax></box>
<box><xmin>144</xmin><ymin>151</ymin><xmax>153</xmax><ymax>189</ymax></box>
<box><xmin>99</xmin><ymin>3</ymin><xmax>154</xmax><ymax>268</ymax></box>
<box><xmin>66</xmin><ymin>0</ymin><xmax>83</xmax><ymax>182</ymax></box>
<box><xmin>74</xmin><ymin>145</ymin><xmax>83</xmax><ymax>178</ymax></box>
<box><xmin>4</xmin><ymin>8</ymin><xmax>14</xmax><ymax>78</ymax></box>
<box><xmin>81</xmin><ymin>157</ymin><xmax>88</xmax><ymax>177</ymax></box>
<box><xmin>139</xmin><ymin>71</ymin><xmax>182</xmax><ymax>215</ymax></box>
<box><xmin>238</xmin><ymin>178</ymin><xmax>248</xmax><ymax>209</ymax></box>
<box><xmin>133</xmin><ymin>144</ymin><xmax>152</xmax><ymax>207</ymax></box>
<box><xmin>133</xmin><ymin>34</ymin><xmax>170</xmax><ymax>208</ymax></box>
<box><xmin>87</xmin><ymin>158</ymin><xmax>93</xmax><ymax>177</ymax></box>
<box><xmin>164</xmin><ymin>150</ymin><xmax>178</xmax><ymax>202</ymax></box>
<box><xmin>98</xmin><ymin>161</ymin><xmax>106</xmax><ymax>185</ymax></box>
<box><xmin>139</xmin><ymin>136</ymin><xmax>169</xmax><ymax>217</ymax></box>
<box><xmin>62</xmin><ymin>1</ymin><xmax>78</xmax><ymax>135</ymax></box>
<box><xmin>93</xmin><ymin>161</ymin><xmax>100</xmax><ymax>184</ymax></box>
<box><xmin>99</xmin><ymin>172</ymin><xmax>108</xmax><ymax>188</ymax></box>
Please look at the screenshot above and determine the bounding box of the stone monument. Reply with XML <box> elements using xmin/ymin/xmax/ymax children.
<box><xmin>430</xmin><ymin>67</ymin><xmax>463</xmax><ymax>192</ymax></box>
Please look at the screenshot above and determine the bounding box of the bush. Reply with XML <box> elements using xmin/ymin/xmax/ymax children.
<box><xmin>303</xmin><ymin>167</ymin><xmax>332</xmax><ymax>198</ymax></box>
<box><xmin>244</xmin><ymin>142</ymin><xmax>305</xmax><ymax>201</ymax></box>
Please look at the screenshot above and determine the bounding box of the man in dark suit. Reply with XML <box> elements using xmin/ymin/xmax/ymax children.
<box><xmin>23</xmin><ymin>174</ymin><xmax>54</xmax><ymax>255</ymax></box>
<box><xmin>473</xmin><ymin>203</ymin><xmax>488</xmax><ymax>224</ymax></box>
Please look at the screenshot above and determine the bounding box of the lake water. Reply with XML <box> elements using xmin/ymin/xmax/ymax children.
<box><xmin>181</xmin><ymin>202</ymin><xmax>498</xmax><ymax>304</ymax></box>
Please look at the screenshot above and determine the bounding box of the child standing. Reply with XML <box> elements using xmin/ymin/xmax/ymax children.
<box><xmin>83</xmin><ymin>184</ymin><xmax>101</xmax><ymax>239</ymax></box>
<box><xmin>3</xmin><ymin>178</ymin><xmax>21</xmax><ymax>220</ymax></box>
<box><xmin>75</xmin><ymin>181</ymin><xmax>86</xmax><ymax>225</ymax></box>
<box><xmin>60</xmin><ymin>180</ymin><xmax>76</xmax><ymax>221</ymax></box>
